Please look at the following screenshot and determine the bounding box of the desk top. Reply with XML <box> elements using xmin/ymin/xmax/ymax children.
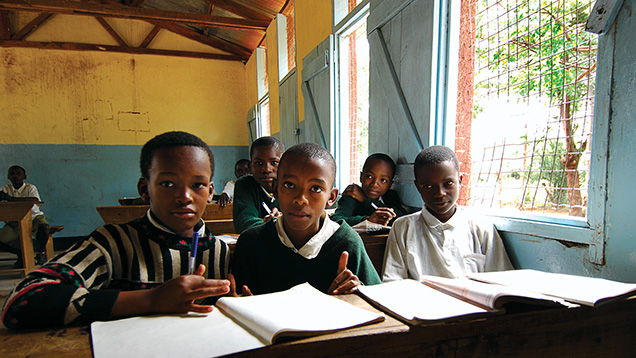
<box><xmin>2</xmin><ymin>292</ymin><xmax>636</xmax><ymax>357</ymax></box>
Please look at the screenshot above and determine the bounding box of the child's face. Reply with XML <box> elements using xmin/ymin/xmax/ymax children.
<box><xmin>143</xmin><ymin>146</ymin><xmax>214</xmax><ymax>237</ymax></box>
<box><xmin>251</xmin><ymin>146</ymin><xmax>282</xmax><ymax>193</ymax></box>
<box><xmin>360</xmin><ymin>159</ymin><xmax>394</xmax><ymax>200</ymax></box>
<box><xmin>7</xmin><ymin>167</ymin><xmax>26</xmax><ymax>188</ymax></box>
<box><xmin>414</xmin><ymin>160</ymin><xmax>461</xmax><ymax>223</ymax></box>
<box><xmin>277</xmin><ymin>155</ymin><xmax>338</xmax><ymax>243</ymax></box>
<box><xmin>234</xmin><ymin>161</ymin><xmax>251</xmax><ymax>179</ymax></box>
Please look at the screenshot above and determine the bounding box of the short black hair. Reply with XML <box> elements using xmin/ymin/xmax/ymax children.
<box><xmin>140</xmin><ymin>131</ymin><xmax>215</xmax><ymax>179</ymax></box>
<box><xmin>250</xmin><ymin>136</ymin><xmax>285</xmax><ymax>159</ymax></box>
<box><xmin>414</xmin><ymin>145</ymin><xmax>460</xmax><ymax>176</ymax></box>
<box><xmin>280</xmin><ymin>142</ymin><xmax>336</xmax><ymax>187</ymax></box>
<box><xmin>8</xmin><ymin>165</ymin><xmax>25</xmax><ymax>174</ymax></box>
<box><xmin>363</xmin><ymin>153</ymin><xmax>397</xmax><ymax>179</ymax></box>
<box><xmin>235</xmin><ymin>158</ymin><xmax>250</xmax><ymax>167</ymax></box>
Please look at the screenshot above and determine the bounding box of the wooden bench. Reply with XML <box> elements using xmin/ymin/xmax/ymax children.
<box><xmin>44</xmin><ymin>225</ymin><xmax>65</xmax><ymax>261</ymax></box>
<box><xmin>96</xmin><ymin>203</ymin><xmax>234</xmax><ymax>235</ymax></box>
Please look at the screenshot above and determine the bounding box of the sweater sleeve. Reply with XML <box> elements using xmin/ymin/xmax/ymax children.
<box><xmin>232</xmin><ymin>177</ymin><xmax>268</xmax><ymax>234</ymax></box>
<box><xmin>330</xmin><ymin>196</ymin><xmax>366</xmax><ymax>226</ymax></box>
<box><xmin>1</xmin><ymin>235</ymin><xmax>119</xmax><ymax>329</ymax></box>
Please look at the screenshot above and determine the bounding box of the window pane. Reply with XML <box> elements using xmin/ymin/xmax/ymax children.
<box><xmin>456</xmin><ymin>0</ymin><xmax>597</xmax><ymax>218</ymax></box>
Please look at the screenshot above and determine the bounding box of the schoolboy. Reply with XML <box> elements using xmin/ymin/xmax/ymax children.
<box><xmin>232</xmin><ymin>136</ymin><xmax>284</xmax><ymax>234</ymax></box>
<box><xmin>1</xmin><ymin>131</ymin><xmax>231</xmax><ymax>330</ymax></box>
<box><xmin>0</xmin><ymin>165</ymin><xmax>50</xmax><ymax>267</ymax></box>
<box><xmin>331</xmin><ymin>153</ymin><xmax>406</xmax><ymax>226</ymax></box>
<box><xmin>218</xmin><ymin>158</ymin><xmax>251</xmax><ymax>207</ymax></box>
<box><xmin>382</xmin><ymin>145</ymin><xmax>513</xmax><ymax>281</ymax></box>
<box><xmin>231</xmin><ymin>142</ymin><xmax>381</xmax><ymax>295</ymax></box>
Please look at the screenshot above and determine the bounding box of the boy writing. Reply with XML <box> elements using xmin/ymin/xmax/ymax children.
<box><xmin>0</xmin><ymin>165</ymin><xmax>50</xmax><ymax>267</ymax></box>
<box><xmin>1</xmin><ymin>131</ymin><xmax>230</xmax><ymax>329</ymax></box>
<box><xmin>231</xmin><ymin>142</ymin><xmax>381</xmax><ymax>295</ymax></box>
<box><xmin>218</xmin><ymin>158</ymin><xmax>251</xmax><ymax>207</ymax></box>
<box><xmin>232</xmin><ymin>136</ymin><xmax>284</xmax><ymax>234</ymax></box>
<box><xmin>382</xmin><ymin>145</ymin><xmax>513</xmax><ymax>280</ymax></box>
<box><xmin>331</xmin><ymin>153</ymin><xmax>406</xmax><ymax>226</ymax></box>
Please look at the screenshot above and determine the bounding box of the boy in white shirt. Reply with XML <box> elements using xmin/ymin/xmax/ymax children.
<box><xmin>382</xmin><ymin>146</ymin><xmax>513</xmax><ymax>280</ymax></box>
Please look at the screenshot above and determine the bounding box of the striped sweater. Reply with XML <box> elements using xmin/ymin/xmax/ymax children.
<box><xmin>1</xmin><ymin>212</ymin><xmax>229</xmax><ymax>330</ymax></box>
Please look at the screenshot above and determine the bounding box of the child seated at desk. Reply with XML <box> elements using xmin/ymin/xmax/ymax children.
<box><xmin>382</xmin><ymin>145</ymin><xmax>513</xmax><ymax>280</ymax></box>
<box><xmin>1</xmin><ymin>131</ymin><xmax>231</xmax><ymax>330</ymax></box>
<box><xmin>0</xmin><ymin>165</ymin><xmax>50</xmax><ymax>267</ymax></box>
<box><xmin>232</xmin><ymin>136</ymin><xmax>284</xmax><ymax>234</ymax></box>
<box><xmin>230</xmin><ymin>143</ymin><xmax>381</xmax><ymax>296</ymax></box>
<box><xmin>330</xmin><ymin>153</ymin><xmax>406</xmax><ymax>227</ymax></box>
<box><xmin>218</xmin><ymin>158</ymin><xmax>251</xmax><ymax>207</ymax></box>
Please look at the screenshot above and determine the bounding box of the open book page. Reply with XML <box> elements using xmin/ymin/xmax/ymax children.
<box><xmin>91</xmin><ymin>309</ymin><xmax>267</xmax><ymax>358</ymax></box>
<box><xmin>468</xmin><ymin>269</ymin><xmax>636</xmax><ymax>307</ymax></box>
<box><xmin>351</xmin><ymin>220</ymin><xmax>391</xmax><ymax>234</ymax></box>
<box><xmin>358</xmin><ymin>279</ymin><xmax>494</xmax><ymax>325</ymax></box>
<box><xmin>216</xmin><ymin>282</ymin><xmax>385</xmax><ymax>344</ymax></box>
<box><xmin>420</xmin><ymin>275</ymin><xmax>570</xmax><ymax>309</ymax></box>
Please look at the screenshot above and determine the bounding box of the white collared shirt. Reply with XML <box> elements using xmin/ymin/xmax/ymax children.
<box><xmin>276</xmin><ymin>212</ymin><xmax>340</xmax><ymax>259</ymax></box>
<box><xmin>1</xmin><ymin>183</ymin><xmax>44</xmax><ymax>218</ymax></box>
<box><xmin>382</xmin><ymin>206</ymin><xmax>513</xmax><ymax>280</ymax></box>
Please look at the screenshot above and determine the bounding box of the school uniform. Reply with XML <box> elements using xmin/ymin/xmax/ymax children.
<box><xmin>1</xmin><ymin>211</ymin><xmax>229</xmax><ymax>330</ymax></box>
<box><xmin>232</xmin><ymin>175</ymin><xmax>278</xmax><ymax>234</ymax></box>
<box><xmin>382</xmin><ymin>206</ymin><xmax>513</xmax><ymax>281</ymax></box>
<box><xmin>330</xmin><ymin>189</ymin><xmax>406</xmax><ymax>226</ymax></box>
<box><xmin>0</xmin><ymin>183</ymin><xmax>48</xmax><ymax>251</ymax></box>
<box><xmin>231</xmin><ymin>214</ymin><xmax>381</xmax><ymax>295</ymax></box>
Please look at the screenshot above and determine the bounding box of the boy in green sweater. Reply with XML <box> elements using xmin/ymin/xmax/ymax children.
<box><xmin>232</xmin><ymin>136</ymin><xmax>285</xmax><ymax>234</ymax></box>
<box><xmin>231</xmin><ymin>143</ymin><xmax>381</xmax><ymax>295</ymax></box>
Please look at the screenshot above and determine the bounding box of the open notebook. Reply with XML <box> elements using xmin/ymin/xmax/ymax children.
<box><xmin>91</xmin><ymin>283</ymin><xmax>385</xmax><ymax>358</ymax></box>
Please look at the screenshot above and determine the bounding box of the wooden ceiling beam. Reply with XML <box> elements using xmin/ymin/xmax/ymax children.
<box><xmin>95</xmin><ymin>17</ymin><xmax>127</xmax><ymax>47</ymax></box>
<box><xmin>150</xmin><ymin>20</ymin><xmax>252</xmax><ymax>58</ymax></box>
<box><xmin>139</xmin><ymin>25</ymin><xmax>159</xmax><ymax>48</ymax></box>
<box><xmin>11</xmin><ymin>12</ymin><xmax>53</xmax><ymax>40</ymax></box>
<box><xmin>201</xmin><ymin>0</ymin><xmax>271</xmax><ymax>22</ymax></box>
<box><xmin>0</xmin><ymin>0</ymin><xmax>270</xmax><ymax>30</ymax></box>
<box><xmin>0</xmin><ymin>10</ymin><xmax>10</xmax><ymax>39</ymax></box>
<box><xmin>0</xmin><ymin>39</ymin><xmax>248</xmax><ymax>61</ymax></box>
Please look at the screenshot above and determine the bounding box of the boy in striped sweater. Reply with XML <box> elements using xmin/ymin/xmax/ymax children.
<box><xmin>2</xmin><ymin>131</ymin><xmax>231</xmax><ymax>329</ymax></box>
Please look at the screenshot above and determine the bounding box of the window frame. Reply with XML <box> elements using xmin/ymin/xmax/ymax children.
<box><xmin>441</xmin><ymin>0</ymin><xmax>610</xmax><ymax>264</ymax></box>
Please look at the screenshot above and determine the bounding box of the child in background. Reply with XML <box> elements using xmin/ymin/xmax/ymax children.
<box><xmin>0</xmin><ymin>165</ymin><xmax>50</xmax><ymax>267</ymax></box>
<box><xmin>331</xmin><ymin>153</ymin><xmax>406</xmax><ymax>227</ymax></box>
<box><xmin>2</xmin><ymin>131</ymin><xmax>231</xmax><ymax>330</ymax></box>
<box><xmin>218</xmin><ymin>159</ymin><xmax>251</xmax><ymax>207</ymax></box>
<box><xmin>230</xmin><ymin>142</ymin><xmax>381</xmax><ymax>295</ymax></box>
<box><xmin>382</xmin><ymin>145</ymin><xmax>513</xmax><ymax>281</ymax></box>
<box><xmin>232</xmin><ymin>137</ymin><xmax>284</xmax><ymax>234</ymax></box>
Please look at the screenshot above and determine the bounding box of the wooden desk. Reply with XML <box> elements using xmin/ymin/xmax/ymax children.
<box><xmin>2</xmin><ymin>294</ymin><xmax>636</xmax><ymax>357</ymax></box>
<box><xmin>359</xmin><ymin>232</ymin><xmax>388</xmax><ymax>275</ymax></box>
<box><xmin>96</xmin><ymin>203</ymin><xmax>235</xmax><ymax>235</ymax></box>
<box><xmin>0</xmin><ymin>201</ymin><xmax>39</xmax><ymax>275</ymax></box>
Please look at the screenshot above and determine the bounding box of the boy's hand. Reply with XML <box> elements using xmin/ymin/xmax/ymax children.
<box><xmin>148</xmin><ymin>264</ymin><xmax>230</xmax><ymax>314</ymax></box>
<box><xmin>263</xmin><ymin>207</ymin><xmax>281</xmax><ymax>223</ymax></box>
<box><xmin>341</xmin><ymin>184</ymin><xmax>366</xmax><ymax>202</ymax></box>
<box><xmin>328</xmin><ymin>251</ymin><xmax>360</xmax><ymax>295</ymax></box>
<box><xmin>218</xmin><ymin>193</ymin><xmax>231</xmax><ymax>207</ymax></box>
<box><xmin>367</xmin><ymin>207</ymin><xmax>396</xmax><ymax>226</ymax></box>
<box><xmin>227</xmin><ymin>273</ymin><xmax>253</xmax><ymax>297</ymax></box>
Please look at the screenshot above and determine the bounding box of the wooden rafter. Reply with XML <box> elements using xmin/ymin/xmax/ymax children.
<box><xmin>201</xmin><ymin>0</ymin><xmax>270</xmax><ymax>22</ymax></box>
<box><xmin>139</xmin><ymin>25</ymin><xmax>159</xmax><ymax>48</ymax></box>
<box><xmin>150</xmin><ymin>20</ymin><xmax>251</xmax><ymax>57</ymax></box>
<box><xmin>12</xmin><ymin>12</ymin><xmax>53</xmax><ymax>40</ymax></box>
<box><xmin>0</xmin><ymin>10</ymin><xmax>10</xmax><ymax>39</ymax></box>
<box><xmin>0</xmin><ymin>39</ymin><xmax>247</xmax><ymax>61</ymax></box>
<box><xmin>0</xmin><ymin>0</ymin><xmax>270</xmax><ymax>30</ymax></box>
<box><xmin>95</xmin><ymin>17</ymin><xmax>127</xmax><ymax>47</ymax></box>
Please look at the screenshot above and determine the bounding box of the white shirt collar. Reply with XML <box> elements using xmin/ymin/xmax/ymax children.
<box><xmin>420</xmin><ymin>204</ymin><xmax>462</xmax><ymax>229</ymax></box>
<box><xmin>276</xmin><ymin>212</ymin><xmax>340</xmax><ymax>259</ymax></box>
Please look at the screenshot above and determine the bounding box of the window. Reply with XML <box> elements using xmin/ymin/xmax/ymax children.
<box><xmin>256</xmin><ymin>46</ymin><xmax>271</xmax><ymax>138</ymax></box>
<box><xmin>455</xmin><ymin>0</ymin><xmax>597</xmax><ymax>220</ymax></box>
<box><xmin>278</xmin><ymin>0</ymin><xmax>296</xmax><ymax>80</ymax></box>
<box><xmin>335</xmin><ymin>2</ymin><xmax>370</xmax><ymax>190</ymax></box>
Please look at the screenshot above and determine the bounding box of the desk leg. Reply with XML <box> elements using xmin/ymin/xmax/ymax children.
<box><xmin>18</xmin><ymin>215</ymin><xmax>34</xmax><ymax>274</ymax></box>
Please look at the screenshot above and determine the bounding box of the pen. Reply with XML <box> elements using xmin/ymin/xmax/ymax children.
<box><xmin>262</xmin><ymin>201</ymin><xmax>277</xmax><ymax>222</ymax></box>
<box><xmin>371</xmin><ymin>203</ymin><xmax>379</xmax><ymax>210</ymax></box>
<box><xmin>188</xmin><ymin>232</ymin><xmax>199</xmax><ymax>275</ymax></box>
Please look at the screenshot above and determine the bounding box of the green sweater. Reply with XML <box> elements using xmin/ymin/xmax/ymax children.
<box><xmin>232</xmin><ymin>175</ymin><xmax>278</xmax><ymax>234</ymax></box>
<box><xmin>231</xmin><ymin>220</ymin><xmax>381</xmax><ymax>295</ymax></box>
<box><xmin>330</xmin><ymin>189</ymin><xmax>406</xmax><ymax>226</ymax></box>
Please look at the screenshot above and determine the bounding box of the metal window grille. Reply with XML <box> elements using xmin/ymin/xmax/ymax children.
<box><xmin>459</xmin><ymin>0</ymin><xmax>597</xmax><ymax>217</ymax></box>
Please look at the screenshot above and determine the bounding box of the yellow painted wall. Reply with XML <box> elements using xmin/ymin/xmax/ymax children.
<box><xmin>295</xmin><ymin>0</ymin><xmax>332</xmax><ymax>123</ymax></box>
<box><xmin>266</xmin><ymin>21</ymin><xmax>280</xmax><ymax>134</ymax></box>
